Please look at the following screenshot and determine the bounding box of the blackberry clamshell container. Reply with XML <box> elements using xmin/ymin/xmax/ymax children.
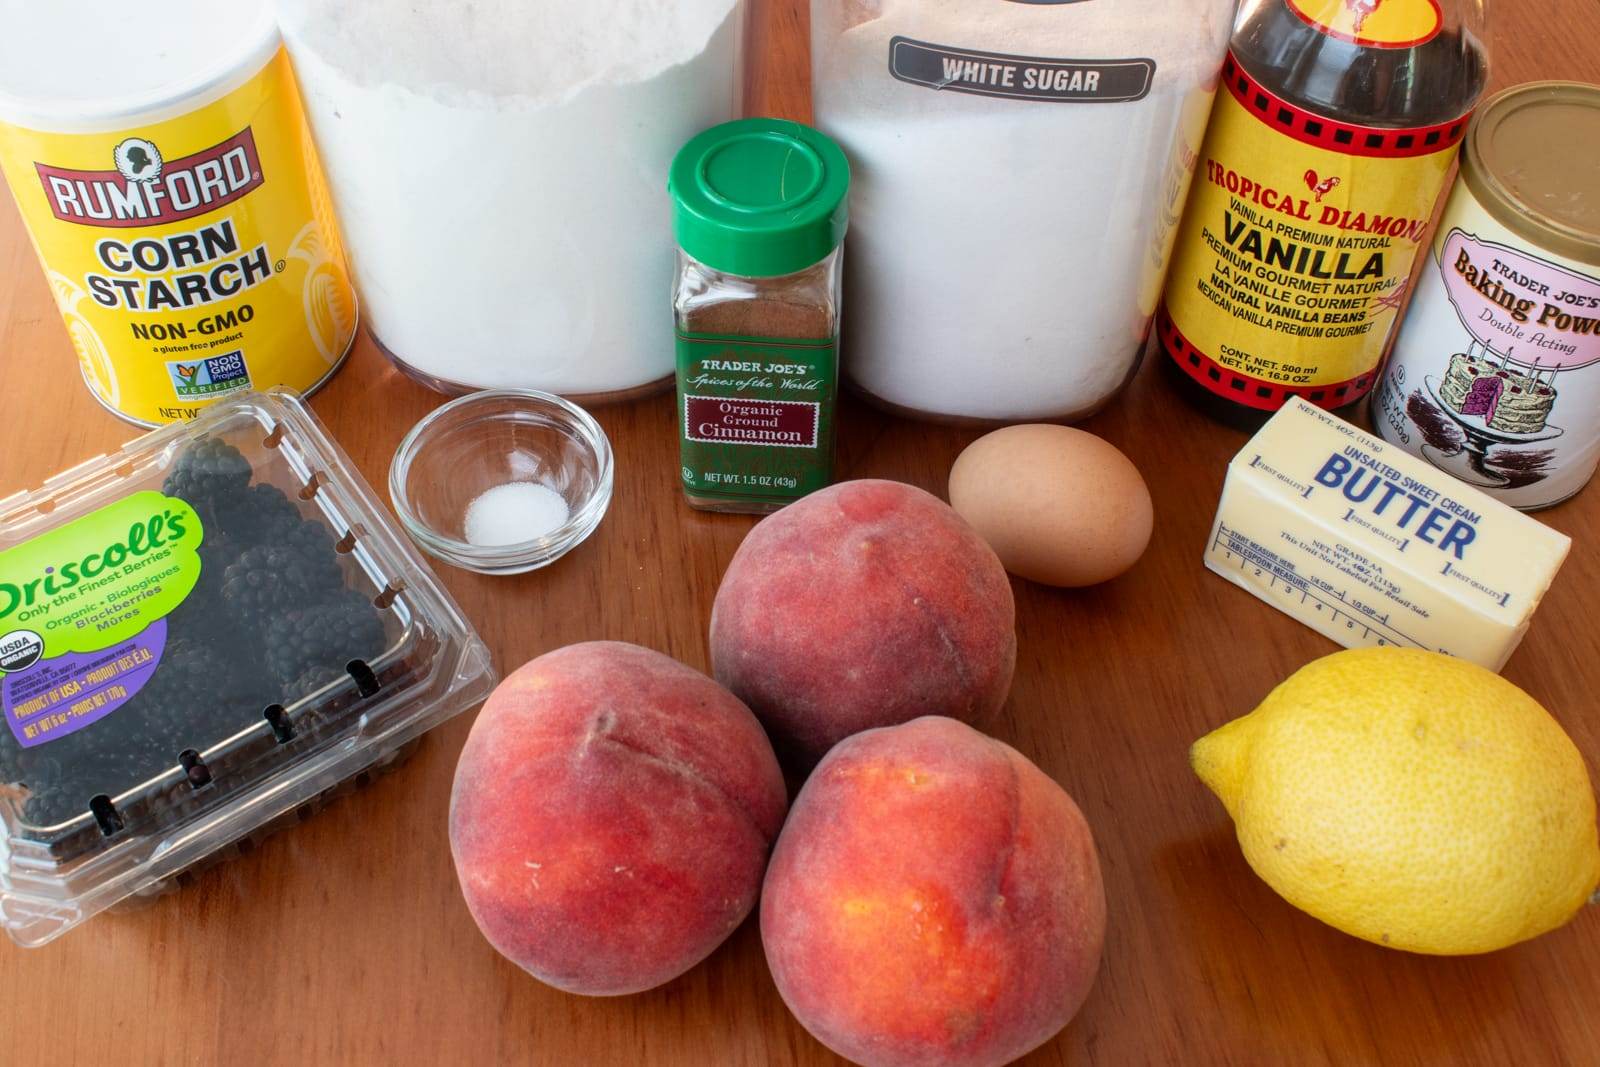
<box><xmin>0</xmin><ymin>389</ymin><xmax>495</xmax><ymax>947</ymax></box>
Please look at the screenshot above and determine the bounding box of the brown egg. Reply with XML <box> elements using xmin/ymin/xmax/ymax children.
<box><xmin>948</xmin><ymin>424</ymin><xmax>1153</xmax><ymax>588</ymax></box>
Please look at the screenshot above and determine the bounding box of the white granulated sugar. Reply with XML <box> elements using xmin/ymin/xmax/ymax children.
<box><xmin>813</xmin><ymin>0</ymin><xmax>1233</xmax><ymax>422</ymax></box>
<box><xmin>464</xmin><ymin>482</ymin><xmax>571</xmax><ymax>548</ymax></box>
<box><xmin>277</xmin><ymin>0</ymin><xmax>742</xmax><ymax>394</ymax></box>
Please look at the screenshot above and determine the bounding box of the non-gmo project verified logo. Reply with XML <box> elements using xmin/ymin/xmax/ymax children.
<box><xmin>167</xmin><ymin>351</ymin><xmax>252</xmax><ymax>399</ymax></box>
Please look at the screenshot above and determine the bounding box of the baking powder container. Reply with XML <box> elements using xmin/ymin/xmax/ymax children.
<box><xmin>0</xmin><ymin>0</ymin><xmax>358</xmax><ymax>427</ymax></box>
<box><xmin>1373</xmin><ymin>82</ymin><xmax>1600</xmax><ymax>510</ymax></box>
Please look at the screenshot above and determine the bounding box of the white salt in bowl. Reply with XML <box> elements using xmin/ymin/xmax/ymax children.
<box><xmin>390</xmin><ymin>390</ymin><xmax>614</xmax><ymax>575</ymax></box>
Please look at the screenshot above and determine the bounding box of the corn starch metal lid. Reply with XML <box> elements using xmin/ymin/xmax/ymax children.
<box><xmin>0</xmin><ymin>0</ymin><xmax>358</xmax><ymax>426</ymax></box>
<box><xmin>0</xmin><ymin>0</ymin><xmax>280</xmax><ymax>132</ymax></box>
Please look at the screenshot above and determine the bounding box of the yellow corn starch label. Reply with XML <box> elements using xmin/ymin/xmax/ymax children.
<box><xmin>1159</xmin><ymin>51</ymin><xmax>1469</xmax><ymax>412</ymax></box>
<box><xmin>0</xmin><ymin>49</ymin><xmax>357</xmax><ymax>426</ymax></box>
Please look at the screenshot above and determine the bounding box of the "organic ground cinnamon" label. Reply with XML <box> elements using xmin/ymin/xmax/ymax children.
<box><xmin>676</xmin><ymin>331</ymin><xmax>836</xmax><ymax>504</ymax></box>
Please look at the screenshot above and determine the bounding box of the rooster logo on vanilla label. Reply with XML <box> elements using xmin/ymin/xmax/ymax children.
<box><xmin>1286</xmin><ymin>0</ymin><xmax>1443</xmax><ymax>48</ymax></box>
<box><xmin>0</xmin><ymin>48</ymin><xmax>356</xmax><ymax>426</ymax></box>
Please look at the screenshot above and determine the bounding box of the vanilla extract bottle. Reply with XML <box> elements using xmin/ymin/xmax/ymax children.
<box><xmin>1158</xmin><ymin>0</ymin><xmax>1490</xmax><ymax>429</ymax></box>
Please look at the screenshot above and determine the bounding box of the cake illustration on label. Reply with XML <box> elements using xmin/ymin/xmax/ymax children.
<box><xmin>1411</xmin><ymin>341</ymin><xmax>1565</xmax><ymax>491</ymax></box>
<box><xmin>1438</xmin><ymin>350</ymin><xmax>1559</xmax><ymax>434</ymax></box>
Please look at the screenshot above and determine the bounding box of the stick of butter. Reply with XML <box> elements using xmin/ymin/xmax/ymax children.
<box><xmin>1205</xmin><ymin>398</ymin><xmax>1571</xmax><ymax>670</ymax></box>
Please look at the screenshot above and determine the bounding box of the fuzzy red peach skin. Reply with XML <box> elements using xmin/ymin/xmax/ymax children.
<box><xmin>711</xmin><ymin>480</ymin><xmax>1017</xmax><ymax>764</ymax></box>
<box><xmin>761</xmin><ymin>716</ymin><xmax>1106</xmax><ymax>1067</ymax></box>
<box><xmin>449</xmin><ymin>641</ymin><xmax>788</xmax><ymax>996</ymax></box>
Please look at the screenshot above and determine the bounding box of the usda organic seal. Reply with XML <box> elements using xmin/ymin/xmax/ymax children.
<box><xmin>0</xmin><ymin>630</ymin><xmax>44</xmax><ymax>673</ymax></box>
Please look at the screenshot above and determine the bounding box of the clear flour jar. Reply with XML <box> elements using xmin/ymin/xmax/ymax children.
<box><xmin>1373</xmin><ymin>83</ymin><xmax>1600</xmax><ymax>511</ymax></box>
<box><xmin>812</xmin><ymin>0</ymin><xmax>1234</xmax><ymax>423</ymax></box>
<box><xmin>278</xmin><ymin>0</ymin><xmax>746</xmax><ymax>400</ymax></box>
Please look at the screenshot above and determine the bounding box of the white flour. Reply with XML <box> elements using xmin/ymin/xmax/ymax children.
<box><xmin>813</xmin><ymin>0</ymin><xmax>1234</xmax><ymax>422</ymax></box>
<box><xmin>277</xmin><ymin>0</ymin><xmax>743</xmax><ymax>395</ymax></box>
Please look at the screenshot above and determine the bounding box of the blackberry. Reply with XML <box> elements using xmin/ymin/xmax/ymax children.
<box><xmin>277</xmin><ymin>664</ymin><xmax>359</xmax><ymax>738</ymax></box>
<box><xmin>162</xmin><ymin>439</ymin><xmax>252</xmax><ymax>512</ymax></box>
<box><xmin>0</xmin><ymin>736</ymin><xmax>26</xmax><ymax>790</ymax></box>
<box><xmin>12</xmin><ymin>739</ymin><xmax>132</xmax><ymax>828</ymax></box>
<box><xmin>5</xmin><ymin>744</ymin><xmax>97</xmax><ymax>829</ymax></box>
<box><xmin>283</xmin><ymin>517</ymin><xmax>339</xmax><ymax>559</ymax></box>
<box><xmin>64</xmin><ymin>719</ymin><xmax>180</xmax><ymax>803</ymax></box>
<box><xmin>285</xmin><ymin>664</ymin><xmax>347</xmax><ymax>705</ymax></box>
<box><xmin>210</xmin><ymin>484</ymin><xmax>307</xmax><ymax>548</ymax></box>
<box><xmin>265</xmin><ymin>590</ymin><xmax>388</xmax><ymax>686</ymax></box>
<box><xmin>221</xmin><ymin>537</ymin><xmax>345</xmax><ymax>633</ymax></box>
<box><xmin>165</xmin><ymin>535</ymin><xmax>237</xmax><ymax>639</ymax></box>
<box><xmin>21</xmin><ymin>769</ymin><xmax>93</xmax><ymax>829</ymax></box>
<box><xmin>127</xmin><ymin>638</ymin><xmax>268</xmax><ymax>736</ymax></box>
<box><xmin>99</xmin><ymin>641</ymin><xmax>262</xmax><ymax>762</ymax></box>
<box><xmin>12</xmin><ymin>632</ymin><xmax>283</xmax><ymax>829</ymax></box>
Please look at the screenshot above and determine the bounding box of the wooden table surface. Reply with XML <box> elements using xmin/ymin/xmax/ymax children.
<box><xmin>3</xmin><ymin>3</ymin><xmax>1598</xmax><ymax>1064</ymax></box>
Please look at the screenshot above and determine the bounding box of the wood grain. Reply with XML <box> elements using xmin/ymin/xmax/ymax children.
<box><xmin>2</xmin><ymin>2</ymin><xmax>1598</xmax><ymax>1064</ymax></box>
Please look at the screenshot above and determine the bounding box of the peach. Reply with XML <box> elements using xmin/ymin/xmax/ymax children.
<box><xmin>711</xmin><ymin>480</ymin><xmax>1016</xmax><ymax>764</ymax></box>
<box><xmin>761</xmin><ymin>716</ymin><xmax>1105</xmax><ymax>1067</ymax></box>
<box><xmin>449</xmin><ymin>641</ymin><xmax>787</xmax><ymax>996</ymax></box>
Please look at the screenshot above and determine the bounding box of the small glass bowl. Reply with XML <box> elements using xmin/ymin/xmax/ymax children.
<box><xmin>389</xmin><ymin>390</ymin><xmax>614</xmax><ymax>575</ymax></box>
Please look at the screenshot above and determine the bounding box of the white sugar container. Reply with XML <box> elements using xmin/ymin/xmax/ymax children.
<box><xmin>811</xmin><ymin>0</ymin><xmax>1233</xmax><ymax>423</ymax></box>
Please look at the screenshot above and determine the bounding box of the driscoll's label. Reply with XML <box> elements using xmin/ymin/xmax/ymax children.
<box><xmin>0</xmin><ymin>49</ymin><xmax>357</xmax><ymax>426</ymax></box>
<box><xmin>676</xmin><ymin>333</ymin><xmax>836</xmax><ymax>503</ymax></box>
<box><xmin>0</xmin><ymin>493</ymin><xmax>201</xmax><ymax>748</ymax></box>
<box><xmin>1159</xmin><ymin>52</ymin><xmax>1469</xmax><ymax>411</ymax></box>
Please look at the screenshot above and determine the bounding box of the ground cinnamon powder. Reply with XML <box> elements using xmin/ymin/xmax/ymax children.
<box><xmin>683</xmin><ymin>290</ymin><xmax>835</xmax><ymax>339</ymax></box>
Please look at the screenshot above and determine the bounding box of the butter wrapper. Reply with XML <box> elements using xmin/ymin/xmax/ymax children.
<box><xmin>1205</xmin><ymin>398</ymin><xmax>1571</xmax><ymax>669</ymax></box>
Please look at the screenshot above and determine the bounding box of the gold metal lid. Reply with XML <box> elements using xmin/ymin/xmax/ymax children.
<box><xmin>1462</xmin><ymin>81</ymin><xmax>1600</xmax><ymax>268</ymax></box>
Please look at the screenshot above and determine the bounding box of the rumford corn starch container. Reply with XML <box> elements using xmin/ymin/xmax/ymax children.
<box><xmin>0</xmin><ymin>0</ymin><xmax>358</xmax><ymax>427</ymax></box>
<box><xmin>1374</xmin><ymin>83</ymin><xmax>1600</xmax><ymax>510</ymax></box>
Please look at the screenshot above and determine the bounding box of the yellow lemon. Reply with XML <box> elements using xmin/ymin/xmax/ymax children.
<box><xmin>1192</xmin><ymin>647</ymin><xmax>1600</xmax><ymax>955</ymax></box>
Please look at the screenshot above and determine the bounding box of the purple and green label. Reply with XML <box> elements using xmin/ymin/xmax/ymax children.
<box><xmin>676</xmin><ymin>332</ymin><xmax>837</xmax><ymax>503</ymax></box>
<box><xmin>0</xmin><ymin>491</ymin><xmax>202</xmax><ymax>748</ymax></box>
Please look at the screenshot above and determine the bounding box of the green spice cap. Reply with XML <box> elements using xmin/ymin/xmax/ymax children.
<box><xmin>670</xmin><ymin>118</ymin><xmax>850</xmax><ymax>279</ymax></box>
